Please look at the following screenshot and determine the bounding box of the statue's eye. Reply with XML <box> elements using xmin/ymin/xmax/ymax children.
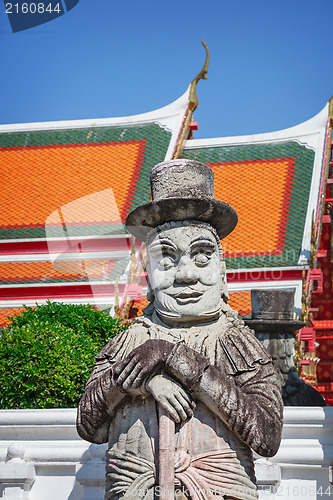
<box><xmin>159</xmin><ymin>256</ymin><xmax>174</xmax><ymax>270</ymax></box>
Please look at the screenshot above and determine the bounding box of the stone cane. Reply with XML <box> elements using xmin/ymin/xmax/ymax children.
<box><xmin>158</xmin><ymin>405</ymin><xmax>175</xmax><ymax>500</ymax></box>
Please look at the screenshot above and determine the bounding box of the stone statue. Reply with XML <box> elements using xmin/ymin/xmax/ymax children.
<box><xmin>245</xmin><ymin>289</ymin><xmax>325</xmax><ymax>407</ymax></box>
<box><xmin>77</xmin><ymin>160</ymin><xmax>283</xmax><ymax>500</ymax></box>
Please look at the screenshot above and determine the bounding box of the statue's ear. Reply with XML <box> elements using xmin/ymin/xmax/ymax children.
<box><xmin>143</xmin><ymin>278</ymin><xmax>155</xmax><ymax>315</ymax></box>
<box><xmin>221</xmin><ymin>260</ymin><xmax>229</xmax><ymax>302</ymax></box>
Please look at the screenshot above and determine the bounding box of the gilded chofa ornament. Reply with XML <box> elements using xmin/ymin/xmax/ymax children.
<box><xmin>77</xmin><ymin>160</ymin><xmax>283</xmax><ymax>500</ymax></box>
<box><xmin>172</xmin><ymin>41</ymin><xmax>209</xmax><ymax>160</ymax></box>
<box><xmin>188</xmin><ymin>40</ymin><xmax>210</xmax><ymax>112</ymax></box>
<box><xmin>329</xmin><ymin>95</ymin><xmax>333</xmax><ymax>127</ymax></box>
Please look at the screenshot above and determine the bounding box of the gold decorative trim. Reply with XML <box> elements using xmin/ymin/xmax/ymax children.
<box><xmin>189</xmin><ymin>40</ymin><xmax>210</xmax><ymax>112</ymax></box>
<box><xmin>309</xmin><ymin>210</ymin><xmax>316</xmax><ymax>269</ymax></box>
<box><xmin>172</xmin><ymin>41</ymin><xmax>210</xmax><ymax>159</ymax></box>
<box><xmin>327</xmin><ymin>96</ymin><xmax>333</xmax><ymax>135</ymax></box>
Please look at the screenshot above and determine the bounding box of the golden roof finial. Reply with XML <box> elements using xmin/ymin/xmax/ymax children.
<box><xmin>309</xmin><ymin>209</ymin><xmax>316</xmax><ymax>269</ymax></box>
<box><xmin>189</xmin><ymin>40</ymin><xmax>210</xmax><ymax>112</ymax></box>
<box><xmin>329</xmin><ymin>96</ymin><xmax>333</xmax><ymax>125</ymax></box>
<box><xmin>172</xmin><ymin>40</ymin><xmax>210</xmax><ymax>159</ymax></box>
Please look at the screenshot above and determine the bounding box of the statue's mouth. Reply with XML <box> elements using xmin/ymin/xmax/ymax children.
<box><xmin>172</xmin><ymin>290</ymin><xmax>204</xmax><ymax>303</ymax></box>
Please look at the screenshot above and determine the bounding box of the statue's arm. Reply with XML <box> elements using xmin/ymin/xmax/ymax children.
<box><xmin>165</xmin><ymin>342</ymin><xmax>283</xmax><ymax>457</ymax></box>
<box><xmin>76</xmin><ymin>351</ymin><xmax>125</xmax><ymax>444</ymax></box>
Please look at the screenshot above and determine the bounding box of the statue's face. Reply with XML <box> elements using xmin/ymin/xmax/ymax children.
<box><xmin>147</xmin><ymin>224</ymin><xmax>223</xmax><ymax>324</ymax></box>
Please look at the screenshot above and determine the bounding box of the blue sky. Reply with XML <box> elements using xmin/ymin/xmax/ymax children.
<box><xmin>1</xmin><ymin>0</ymin><xmax>333</xmax><ymax>139</ymax></box>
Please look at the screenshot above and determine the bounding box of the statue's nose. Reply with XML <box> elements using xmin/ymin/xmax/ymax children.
<box><xmin>175</xmin><ymin>258</ymin><xmax>199</xmax><ymax>284</ymax></box>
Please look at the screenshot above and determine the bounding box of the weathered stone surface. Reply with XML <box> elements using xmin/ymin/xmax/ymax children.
<box><xmin>151</xmin><ymin>160</ymin><xmax>214</xmax><ymax>200</ymax></box>
<box><xmin>126</xmin><ymin>159</ymin><xmax>238</xmax><ymax>242</ymax></box>
<box><xmin>77</xmin><ymin>160</ymin><xmax>283</xmax><ymax>500</ymax></box>
<box><xmin>245</xmin><ymin>289</ymin><xmax>325</xmax><ymax>407</ymax></box>
<box><xmin>246</xmin><ymin>289</ymin><xmax>305</xmax><ymax>331</ymax></box>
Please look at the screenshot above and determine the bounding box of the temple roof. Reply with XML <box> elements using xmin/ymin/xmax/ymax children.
<box><xmin>0</xmin><ymin>258</ymin><xmax>128</xmax><ymax>285</ymax></box>
<box><xmin>0</xmin><ymin>90</ymin><xmax>190</xmax><ymax>311</ymax></box>
<box><xmin>0</xmin><ymin>91</ymin><xmax>331</xmax><ymax>321</ymax></box>
<box><xmin>183</xmin><ymin>103</ymin><xmax>330</xmax><ymax>270</ymax></box>
<box><xmin>0</xmin><ymin>90</ymin><xmax>189</xmax><ymax>240</ymax></box>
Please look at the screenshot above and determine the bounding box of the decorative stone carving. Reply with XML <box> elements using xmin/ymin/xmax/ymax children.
<box><xmin>0</xmin><ymin>443</ymin><xmax>36</xmax><ymax>499</ymax></box>
<box><xmin>254</xmin><ymin>458</ymin><xmax>281</xmax><ymax>496</ymax></box>
<box><xmin>245</xmin><ymin>289</ymin><xmax>325</xmax><ymax>407</ymax></box>
<box><xmin>77</xmin><ymin>160</ymin><xmax>283</xmax><ymax>499</ymax></box>
<box><xmin>76</xmin><ymin>443</ymin><xmax>107</xmax><ymax>500</ymax></box>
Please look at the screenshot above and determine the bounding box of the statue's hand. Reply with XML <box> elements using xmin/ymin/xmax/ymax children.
<box><xmin>146</xmin><ymin>373</ymin><xmax>195</xmax><ymax>423</ymax></box>
<box><xmin>112</xmin><ymin>339</ymin><xmax>174</xmax><ymax>390</ymax></box>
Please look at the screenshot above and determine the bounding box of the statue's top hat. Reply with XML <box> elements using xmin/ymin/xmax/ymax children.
<box><xmin>126</xmin><ymin>159</ymin><xmax>238</xmax><ymax>241</ymax></box>
<box><xmin>244</xmin><ymin>289</ymin><xmax>305</xmax><ymax>332</ymax></box>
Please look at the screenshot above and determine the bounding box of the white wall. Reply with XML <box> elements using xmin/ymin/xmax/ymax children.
<box><xmin>0</xmin><ymin>407</ymin><xmax>332</xmax><ymax>499</ymax></box>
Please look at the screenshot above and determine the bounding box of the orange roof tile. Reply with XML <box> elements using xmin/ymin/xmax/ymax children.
<box><xmin>228</xmin><ymin>291</ymin><xmax>252</xmax><ymax>317</ymax></box>
<box><xmin>0</xmin><ymin>308</ymin><xmax>25</xmax><ymax>328</ymax></box>
<box><xmin>0</xmin><ymin>258</ymin><xmax>129</xmax><ymax>284</ymax></box>
<box><xmin>183</xmin><ymin>141</ymin><xmax>315</xmax><ymax>268</ymax></box>
<box><xmin>0</xmin><ymin>123</ymin><xmax>172</xmax><ymax>239</ymax></box>
<box><xmin>1</xmin><ymin>141</ymin><xmax>144</xmax><ymax>229</ymax></box>
<box><xmin>210</xmin><ymin>158</ymin><xmax>293</xmax><ymax>257</ymax></box>
<box><xmin>129</xmin><ymin>296</ymin><xmax>149</xmax><ymax>318</ymax></box>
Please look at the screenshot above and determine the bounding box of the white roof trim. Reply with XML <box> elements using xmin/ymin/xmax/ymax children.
<box><xmin>184</xmin><ymin>103</ymin><xmax>329</xmax><ymax>149</ymax></box>
<box><xmin>0</xmin><ymin>281</ymin><xmax>117</xmax><ymax>288</ymax></box>
<box><xmin>298</xmin><ymin>123</ymin><xmax>327</xmax><ymax>265</ymax></box>
<box><xmin>0</xmin><ymin>88</ymin><xmax>190</xmax><ymax>134</ymax></box>
<box><xmin>185</xmin><ymin>103</ymin><xmax>330</xmax><ymax>269</ymax></box>
<box><xmin>0</xmin><ymin>251</ymin><xmax>131</xmax><ymax>263</ymax></box>
<box><xmin>226</xmin><ymin>265</ymin><xmax>305</xmax><ymax>274</ymax></box>
<box><xmin>0</xmin><ymin>88</ymin><xmax>190</xmax><ymax>162</ymax></box>
<box><xmin>0</xmin><ymin>298</ymin><xmax>116</xmax><ymax>308</ymax></box>
<box><xmin>0</xmin><ymin>234</ymin><xmax>131</xmax><ymax>244</ymax></box>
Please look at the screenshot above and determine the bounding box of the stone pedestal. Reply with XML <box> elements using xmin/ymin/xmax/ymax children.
<box><xmin>76</xmin><ymin>443</ymin><xmax>106</xmax><ymax>500</ymax></box>
<box><xmin>0</xmin><ymin>444</ymin><xmax>36</xmax><ymax>499</ymax></box>
<box><xmin>255</xmin><ymin>458</ymin><xmax>281</xmax><ymax>497</ymax></box>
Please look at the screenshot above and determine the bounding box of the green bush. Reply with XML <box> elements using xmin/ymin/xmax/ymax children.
<box><xmin>0</xmin><ymin>302</ymin><xmax>126</xmax><ymax>409</ymax></box>
<box><xmin>8</xmin><ymin>301</ymin><xmax>121</xmax><ymax>344</ymax></box>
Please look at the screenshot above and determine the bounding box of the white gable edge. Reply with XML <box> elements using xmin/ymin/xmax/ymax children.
<box><xmin>0</xmin><ymin>88</ymin><xmax>190</xmax><ymax>163</ymax></box>
<box><xmin>185</xmin><ymin>103</ymin><xmax>330</xmax><ymax>268</ymax></box>
<box><xmin>0</xmin><ymin>88</ymin><xmax>190</xmax><ymax>133</ymax></box>
<box><xmin>185</xmin><ymin>104</ymin><xmax>329</xmax><ymax>149</ymax></box>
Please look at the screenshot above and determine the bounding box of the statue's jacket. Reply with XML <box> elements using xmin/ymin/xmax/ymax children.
<box><xmin>77</xmin><ymin>310</ymin><xmax>283</xmax><ymax>500</ymax></box>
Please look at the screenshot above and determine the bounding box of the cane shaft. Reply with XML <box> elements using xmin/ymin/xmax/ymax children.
<box><xmin>158</xmin><ymin>407</ymin><xmax>175</xmax><ymax>500</ymax></box>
